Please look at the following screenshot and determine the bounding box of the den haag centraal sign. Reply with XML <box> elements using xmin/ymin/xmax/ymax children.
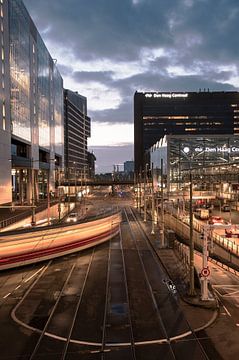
<box><xmin>194</xmin><ymin>146</ymin><xmax>239</xmax><ymax>153</ymax></box>
<box><xmin>145</xmin><ymin>93</ymin><xmax>188</xmax><ymax>98</ymax></box>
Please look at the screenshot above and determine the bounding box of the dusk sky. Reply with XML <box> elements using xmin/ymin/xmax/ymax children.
<box><xmin>24</xmin><ymin>0</ymin><xmax>239</xmax><ymax>173</ymax></box>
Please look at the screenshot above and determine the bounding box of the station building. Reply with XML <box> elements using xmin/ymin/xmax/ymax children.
<box><xmin>134</xmin><ymin>91</ymin><xmax>239</xmax><ymax>175</ymax></box>
<box><xmin>0</xmin><ymin>0</ymin><xmax>64</xmax><ymax>205</ymax></box>
<box><xmin>150</xmin><ymin>134</ymin><xmax>239</xmax><ymax>191</ymax></box>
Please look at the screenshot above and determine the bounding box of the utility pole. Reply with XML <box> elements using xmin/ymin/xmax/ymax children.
<box><xmin>74</xmin><ymin>162</ymin><xmax>77</xmax><ymax>209</ymax></box>
<box><xmin>151</xmin><ymin>162</ymin><xmax>155</xmax><ymax>234</ymax></box>
<box><xmin>201</xmin><ymin>226</ymin><xmax>210</xmax><ymax>300</ymax></box>
<box><xmin>189</xmin><ymin>170</ymin><xmax>195</xmax><ymax>296</ymax></box>
<box><xmin>31</xmin><ymin>159</ymin><xmax>36</xmax><ymax>226</ymax></box>
<box><xmin>160</xmin><ymin>158</ymin><xmax>165</xmax><ymax>247</ymax></box>
<box><xmin>139</xmin><ymin>168</ymin><xmax>142</xmax><ymax>215</ymax></box>
<box><xmin>47</xmin><ymin>169</ymin><xmax>50</xmax><ymax>225</ymax></box>
<box><xmin>143</xmin><ymin>163</ymin><xmax>147</xmax><ymax>222</ymax></box>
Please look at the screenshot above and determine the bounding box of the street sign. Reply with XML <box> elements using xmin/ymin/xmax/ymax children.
<box><xmin>200</xmin><ymin>267</ymin><xmax>210</xmax><ymax>277</ymax></box>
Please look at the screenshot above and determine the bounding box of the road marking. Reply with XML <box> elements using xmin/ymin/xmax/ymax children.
<box><xmin>3</xmin><ymin>292</ymin><xmax>11</xmax><ymax>299</ymax></box>
<box><xmin>15</xmin><ymin>285</ymin><xmax>21</xmax><ymax>290</ymax></box>
<box><xmin>213</xmin><ymin>288</ymin><xmax>232</xmax><ymax>317</ymax></box>
<box><xmin>222</xmin><ymin>304</ymin><xmax>231</xmax><ymax>317</ymax></box>
<box><xmin>24</xmin><ymin>266</ymin><xmax>45</xmax><ymax>283</ymax></box>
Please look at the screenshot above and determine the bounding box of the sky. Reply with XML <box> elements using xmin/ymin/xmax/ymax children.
<box><xmin>24</xmin><ymin>0</ymin><xmax>239</xmax><ymax>173</ymax></box>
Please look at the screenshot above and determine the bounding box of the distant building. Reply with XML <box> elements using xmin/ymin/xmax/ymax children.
<box><xmin>87</xmin><ymin>151</ymin><xmax>96</xmax><ymax>178</ymax></box>
<box><xmin>0</xmin><ymin>0</ymin><xmax>64</xmax><ymax>205</ymax></box>
<box><xmin>134</xmin><ymin>91</ymin><xmax>239</xmax><ymax>174</ymax></box>
<box><xmin>124</xmin><ymin>161</ymin><xmax>134</xmax><ymax>173</ymax></box>
<box><xmin>64</xmin><ymin>89</ymin><xmax>91</xmax><ymax>180</ymax></box>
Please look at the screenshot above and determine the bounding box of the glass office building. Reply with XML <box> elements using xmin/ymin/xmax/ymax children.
<box><xmin>134</xmin><ymin>91</ymin><xmax>239</xmax><ymax>174</ymax></box>
<box><xmin>151</xmin><ymin>134</ymin><xmax>239</xmax><ymax>190</ymax></box>
<box><xmin>0</xmin><ymin>0</ymin><xmax>64</xmax><ymax>204</ymax></box>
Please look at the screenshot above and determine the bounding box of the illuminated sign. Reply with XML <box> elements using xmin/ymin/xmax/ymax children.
<box><xmin>194</xmin><ymin>146</ymin><xmax>239</xmax><ymax>153</ymax></box>
<box><xmin>145</xmin><ymin>93</ymin><xmax>188</xmax><ymax>99</ymax></box>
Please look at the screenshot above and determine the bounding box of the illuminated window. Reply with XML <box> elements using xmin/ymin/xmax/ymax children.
<box><xmin>0</xmin><ymin>6</ymin><xmax>3</xmax><ymax>18</ymax></box>
<box><xmin>1</xmin><ymin>46</ymin><xmax>4</xmax><ymax>60</ymax></box>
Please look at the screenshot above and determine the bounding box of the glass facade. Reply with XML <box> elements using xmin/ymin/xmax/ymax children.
<box><xmin>151</xmin><ymin>135</ymin><xmax>239</xmax><ymax>189</ymax></box>
<box><xmin>9</xmin><ymin>0</ymin><xmax>31</xmax><ymax>141</ymax></box>
<box><xmin>53</xmin><ymin>66</ymin><xmax>64</xmax><ymax>157</ymax></box>
<box><xmin>37</xmin><ymin>34</ymin><xmax>50</xmax><ymax>149</ymax></box>
<box><xmin>0</xmin><ymin>0</ymin><xmax>64</xmax><ymax>204</ymax></box>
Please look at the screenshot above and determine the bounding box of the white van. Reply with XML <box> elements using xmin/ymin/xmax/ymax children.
<box><xmin>194</xmin><ymin>208</ymin><xmax>210</xmax><ymax>220</ymax></box>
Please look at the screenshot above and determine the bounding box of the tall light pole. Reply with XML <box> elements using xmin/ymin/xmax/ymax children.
<box><xmin>139</xmin><ymin>168</ymin><xmax>142</xmax><ymax>215</ymax></box>
<box><xmin>189</xmin><ymin>169</ymin><xmax>195</xmax><ymax>296</ymax></box>
<box><xmin>74</xmin><ymin>162</ymin><xmax>77</xmax><ymax>208</ymax></box>
<box><xmin>31</xmin><ymin>158</ymin><xmax>36</xmax><ymax>226</ymax></box>
<box><xmin>143</xmin><ymin>163</ymin><xmax>147</xmax><ymax>222</ymax></box>
<box><xmin>151</xmin><ymin>162</ymin><xmax>155</xmax><ymax>234</ymax></box>
<box><xmin>160</xmin><ymin>158</ymin><xmax>165</xmax><ymax>247</ymax></box>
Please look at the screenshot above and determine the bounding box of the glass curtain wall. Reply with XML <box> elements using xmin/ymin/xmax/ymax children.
<box><xmin>37</xmin><ymin>34</ymin><xmax>50</xmax><ymax>149</ymax></box>
<box><xmin>9</xmin><ymin>0</ymin><xmax>31</xmax><ymax>142</ymax></box>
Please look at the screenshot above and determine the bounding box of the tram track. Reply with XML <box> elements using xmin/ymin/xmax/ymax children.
<box><xmin>128</xmin><ymin>206</ymin><xmax>212</xmax><ymax>360</ymax></box>
<box><xmin>0</xmin><ymin>204</ymin><xmax>220</xmax><ymax>359</ymax></box>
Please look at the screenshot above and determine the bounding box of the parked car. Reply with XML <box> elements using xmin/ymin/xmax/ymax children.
<box><xmin>225</xmin><ymin>226</ymin><xmax>239</xmax><ymax>238</ymax></box>
<box><xmin>222</xmin><ymin>204</ymin><xmax>230</xmax><ymax>212</ymax></box>
<box><xmin>66</xmin><ymin>212</ymin><xmax>78</xmax><ymax>223</ymax></box>
<box><xmin>208</xmin><ymin>216</ymin><xmax>224</xmax><ymax>225</ymax></box>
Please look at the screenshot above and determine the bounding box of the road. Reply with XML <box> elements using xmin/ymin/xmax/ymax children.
<box><xmin>0</xmin><ymin>190</ymin><xmax>237</xmax><ymax>359</ymax></box>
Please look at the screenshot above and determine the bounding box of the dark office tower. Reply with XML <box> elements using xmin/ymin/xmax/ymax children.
<box><xmin>64</xmin><ymin>90</ymin><xmax>91</xmax><ymax>180</ymax></box>
<box><xmin>134</xmin><ymin>91</ymin><xmax>239</xmax><ymax>173</ymax></box>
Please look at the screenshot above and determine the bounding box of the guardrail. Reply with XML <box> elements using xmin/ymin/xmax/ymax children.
<box><xmin>164</xmin><ymin>213</ymin><xmax>239</xmax><ymax>271</ymax></box>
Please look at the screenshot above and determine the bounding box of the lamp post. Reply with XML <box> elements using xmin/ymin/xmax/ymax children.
<box><xmin>73</xmin><ymin>162</ymin><xmax>77</xmax><ymax>209</ymax></box>
<box><xmin>160</xmin><ymin>158</ymin><xmax>165</xmax><ymax>247</ymax></box>
<box><xmin>182</xmin><ymin>146</ymin><xmax>195</xmax><ymax>296</ymax></box>
<box><xmin>189</xmin><ymin>168</ymin><xmax>196</xmax><ymax>296</ymax></box>
<box><xmin>143</xmin><ymin>163</ymin><xmax>147</xmax><ymax>222</ymax></box>
<box><xmin>151</xmin><ymin>162</ymin><xmax>155</xmax><ymax>234</ymax></box>
<box><xmin>139</xmin><ymin>169</ymin><xmax>142</xmax><ymax>215</ymax></box>
<box><xmin>31</xmin><ymin>158</ymin><xmax>36</xmax><ymax>226</ymax></box>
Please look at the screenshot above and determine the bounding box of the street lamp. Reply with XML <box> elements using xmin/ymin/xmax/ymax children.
<box><xmin>151</xmin><ymin>162</ymin><xmax>155</xmax><ymax>234</ymax></box>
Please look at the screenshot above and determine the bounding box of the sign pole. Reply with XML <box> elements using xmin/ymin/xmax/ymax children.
<box><xmin>201</xmin><ymin>226</ymin><xmax>209</xmax><ymax>300</ymax></box>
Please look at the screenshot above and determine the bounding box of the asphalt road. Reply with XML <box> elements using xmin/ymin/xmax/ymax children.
<box><xmin>0</xmin><ymin>191</ymin><xmax>231</xmax><ymax>359</ymax></box>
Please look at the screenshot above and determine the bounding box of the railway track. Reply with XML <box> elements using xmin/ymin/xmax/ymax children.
<box><xmin>0</xmin><ymin>205</ymin><xmax>219</xmax><ymax>359</ymax></box>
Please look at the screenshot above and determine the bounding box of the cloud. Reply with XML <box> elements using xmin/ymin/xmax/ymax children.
<box><xmin>23</xmin><ymin>0</ymin><xmax>239</xmax><ymax>171</ymax></box>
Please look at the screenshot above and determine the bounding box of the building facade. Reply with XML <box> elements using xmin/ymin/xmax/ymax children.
<box><xmin>150</xmin><ymin>134</ymin><xmax>239</xmax><ymax>191</ymax></box>
<box><xmin>124</xmin><ymin>160</ymin><xmax>134</xmax><ymax>174</ymax></box>
<box><xmin>0</xmin><ymin>0</ymin><xmax>64</xmax><ymax>205</ymax></box>
<box><xmin>64</xmin><ymin>89</ymin><xmax>91</xmax><ymax>181</ymax></box>
<box><xmin>134</xmin><ymin>91</ymin><xmax>239</xmax><ymax>174</ymax></box>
